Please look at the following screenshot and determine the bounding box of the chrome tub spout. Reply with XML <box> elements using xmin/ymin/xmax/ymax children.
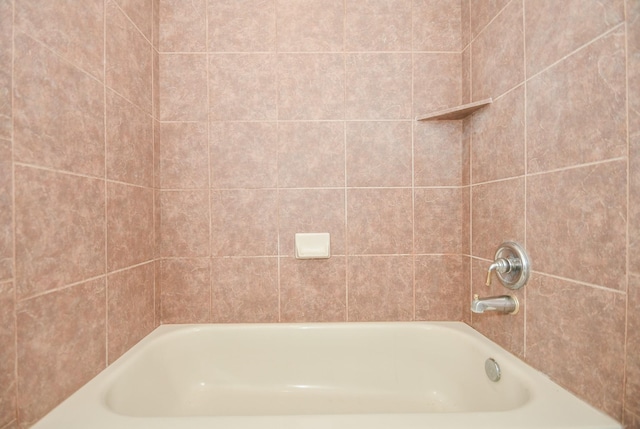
<box><xmin>471</xmin><ymin>294</ymin><xmax>519</xmax><ymax>315</ymax></box>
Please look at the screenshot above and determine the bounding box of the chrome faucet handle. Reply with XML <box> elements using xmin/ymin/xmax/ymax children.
<box><xmin>485</xmin><ymin>258</ymin><xmax>512</xmax><ymax>286</ymax></box>
<box><xmin>485</xmin><ymin>242</ymin><xmax>531</xmax><ymax>290</ymax></box>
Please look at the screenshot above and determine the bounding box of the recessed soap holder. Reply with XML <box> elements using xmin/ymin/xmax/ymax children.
<box><xmin>485</xmin><ymin>241</ymin><xmax>530</xmax><ymax>290</ymax></box>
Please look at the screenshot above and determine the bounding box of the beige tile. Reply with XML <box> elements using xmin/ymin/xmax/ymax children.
<box><xmin>160</xmin><ymin>258</ymin><xmax>210</xmax><ymax>323</ymax></box>
<box><xmin>0</xmin><ymin>0</ymin><xmax>11</xmax><ymax>140</ymax></box>
<box><xmin>116</xmin><ymin>0</ymin><xmax>153</xmax><ymax>41</ymax></box>
<box><xmin>159</xmin><ymin>190</ymin><xmax>210</xmax><ymax>257</ymax></box>
<box><xmin>347</xmin><ymin>255</ymin><xmax>413</xmax><ymax>321</ymax></box>
<box><xmin>277</xmin><ymin>54</ymin><xmax>345</xmax><ymax>120</ymax></box>
<box><xmin>278</xmin><ymin>189</ymin><xmax>346</xmax><ymax>256</ymax></box>
<box><xmin>159</xmin><ymin>122</ymin><xmax>209</xmax><ymax>189</ymax></box>
<box><xmin>626</xmin><ymin>274</ymin><xmax>640</xmax><ymax>416</ymax></box>
<box><xmin>527</xmin><ymin>162</ymin><xmax>626</xmax><ymax>291</ymax></box>
<box><xmin>413</xmin><ymin>53</ymin><xmax>461</xmax><ymax>118</ymax></box>
<box><xmin>414</xmin><ymin>121</ymin><xmax>462</xmax><ymax>186</ymax></box>
<box><xmin>413</xmin><ymin>0</ymin><xmax>461</xmax><ymax>52</ymax></box>
<box><xmin>469</xmin><ymin>0</ymin><xmax>510</xmax><ymax>39</ymax></box>
<box><xmin>346</xmin><ymin>0</ymin><xmax>411</xmax><ymax>51</ymax></box>
<box><xmin>526</xmin><ymin>28</ymin><xmax>627</xmax><ymax>173</ymax></box>
<box><xmin>625</xmin><ymin>410</ymin><xmax>640</xmax><ymax>429</ymax></box>
<box><xmin>16</xmin><ymin>279</ymin><xmax>106</xmax><ymax>426</ymax></box>
<box><xmin>280</xmin><ymin>257</ymin><xmax>346</xmax><ymax>322</ymax></box>
<box><xmin>631</xmin><ymin>133</ymin><xmax>640</xmax><ymax>274</ymax></box>
<box><xmin>0</xmin><ymin>139</ymin><xmax>12</xmax><ymax>282</ymax></box>
<box><xmin>276</xmin><ymin>0</ymin><xmax>343</xmax><ymax>52</ymax></box>
<box><xmin>460</xmin><ymin>0</ymin><xmax>470</xmax><ymax>48</ymax></box>
<box><xmin>0</xmin><ymin>281</ymin><xmax>15</xmax><ymax>427</ymax></box>
<box><xmin>208</xmin><ymin>0</ymin><xmax>276</xmax><ymax>52</ymax></box>
<box><xmin>160</xmin><ymin>0</ymin><xmax>206</xmax><ymax>52</ymax></box>
<box><xmin>414</xmin><ymin>188</ymin><xmax>462</xmax><ymax>254</ymax></box>
<box><xmin>629</xmin><ymin>0</ymin><xmax>640</xmax><ymax>136</ymax></box>
<box><xmin>526</xmin><ymin>274</ymin><xmax>625</xmax><ymax>419</ymax></box>
<box><xmin>461</xmin><ymin>46</ymin><xmax>471</xmax><ymax>104</ymax></box>
<box><xmin>153</xmin><ymin>259</ymin><xmax>161</xmax><ymax>327</ymax></box>
<box><xmin>152</xmin><ymin>50</ymin><xmax>160</xmax><ymax>119</ymax></box>
<box><xmin>153</xmin><ymin>0</ymin><xmax>160</xmax><ymax>49</ymax></box>
<box><xmin>159</xmin><ymin>54</ymin><xmax>208</xmax><ymax>121</ymax></box>
<box><xmin>415</xmin><ymin>255</ymin><xmax>464</xmax><ymax>321</ymax></box>
<box><xmin>461</xmin><ymin>186</ymin><xmax>470</xmax><ymax>255</ymax></box>
<box><xmin>278</xmin><ymin>122</ymin><xmax>345</xmax><ymax>188</ymax></box>
<box><xmin>15</xmin><ymin>167</ymin><xmax>105</xmax><ymax>300</ymax></box>
<box><xmin>461</xmin><ymin>118</ymin><xmax>471</xmax><ymax>186</ymax></box>
<box><xmin>211</xmin><ymin>257</ymin><xmax>278</xmax><ymax>323</ymax></box>
<box><xmin>13</xmin><ymin>34</ymin><xmax>105</xmax><ymax>177</ymax></box>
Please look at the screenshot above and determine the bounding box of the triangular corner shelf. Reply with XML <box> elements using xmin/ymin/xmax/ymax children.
<box><xmin>415</xmin><ymin>98</ymin><xmax>492</xmax><ymax>121</ymax></box>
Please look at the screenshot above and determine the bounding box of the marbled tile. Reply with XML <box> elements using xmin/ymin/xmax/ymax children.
<box><xmin>277</xmin><ymin>121</ymin><xmax>345</xmax><ymax>188</ymax></box>
<box><xmin>0</xmin><ymin>281</ymin><xmax>15</xmax><ymax>427</ymax></box>
<box><xmin>413</xmin><ymin>0</ymin><xmax>461</xmax><ymax>51</ymax></box>
<box><xmin>461</xmin><ymin>186</ymin><xmax>470</xmax><ymax>255</ymax></box>
<box><xmin>106</xmin><ymin>90</ymin><xmax>154</xmax><ymax>187</ymax></box>
<box><xmin>414</xmin><ymin>188</ymin><xmax>462</xmax><ymax>254</ymax></box>
<box><xmin>159</xmin><ymin>54</ymin><xmax>208</xmax><ymax>121</ymax></box>
<box><xmin>346</xmin><ymin>121</ymin><xmax>412</xmax><ymax>187</ymax></box>
<box><xmin>16</xmin><ymin>279</ymin><xmax>106</xmax><ymax>427</ymax></box>
<box><xmin>280</xmin><ymin>257</ymin><xmax>346</xmax><ymax>322</ymax></box>
<box><xmin>526</xmin><ymin>28</ymin><xmax>627</xmax><ymax>173</ymax></box>
<box><xmin>15</xmin><ymin>167</ymin><xmax>105</xmax><ymax>300</ymax></box>
<box><xmin>277</xmin><ymin>54</ymin><xmax>345</xmax><ymax>120</ymax></box>
<box><xmin>527</xmin><ymin>274</ymin><xmax>625</xmax><ymax>419</ymax></box>
<box><xmin>0</xmin><ymin>419</ymin><xmax>17</xmax><ymax>429</ymax></box>
<box><xmin>460</xmin><ymin>255</ymin><xmax>471</xmax><ymax>324</ymax></box>
<box><xmin>413</xmin><ymin>53</ymin><xmax>461</xmax><ymax>117</ymax></box>
<box><xmin>278</xmin><ymin>189</ymin><xmax>346</xmax><ymax>256</ymax></box>
<box><xmin>346</xmin><ymin>0</ymin><xmax>411</xmax><ymax>51</ymax></box>
<box><xmin>525</xmin><ymin>0</ymin><xmax>624</xmax><ymax>77</ymax></box>
<box><xmin>469</xmin><ymin>0</ymin><xmax>511</xmax><ymax>39</ymax></box>
<box><xmin>13</xmin><ymin>33</ymin><xmax>105</xmax><ymax>177</ymax></box>
<box><xmin>0</xmin><ymin>0</ymin><xmax>11</xmax><ymax>140</ymax></box>
<box><xmin>152</xmin><ymin>50</ymin><xmax>160</xmax><ymax>119</ymax></box>
<box><xmin>631</xmin><ymin>133</ymin><xmax>640</xmax><ymax>274</ymax></box>
<box><xmin>414</xmin><ymin>121</ymin><xmax>462</xmax><ymax>186</ymax></box>
<box><xmin>116</xmin><ymin>0</ymin><xmax>153</xmax><ymax>41</ymax></box>
<box><xmin>211</xmin><ymin>257</ymin><xmax>278</xmax><ymax>323</ymax></box>
<box><xmin>159</xmin><ymin>122</ymin><xmax>209</xmax><ymax>189</ymax></box>
<box><xmin>107</xmin><ymin>183</ymin><xmax>154</xmax><ymax>271</ymax></box>
<box><xmin>461</xmin><ymin>46</ymin><xmax>471</xmax><ymax>104</ymax></box>
<box><xmin>0</xmin><ymin>139</ymin><xmax>12</xmax><ymax>281</ymax></box>
<box><xmin>626</xmin><ymin>274</ymin><xmax>640</xmax><ymax>416</ymax></box>
<box><xmin>208</xmin><ymin>0</ymin><xmax>276</xmax><ymax>52</ymax></box>
<box><xmin>160</xmin><ymin>0</ymin><xmax>206</xmax><ymax>52</ymax></box>
<box><xmin>629</xmin><ymin>0</ymin><xmax>640</xmax><ymax>136</ymax></box>
<box><xmin>625</xmin><ymin>410</ymin><xmax>640</xmax><ymax>429</ymax></box>
<box><xmin>471</xmin><ymin>0</ymin><xmax>524</xmax><ymax>100</ymax></box>
<box><xmin>471</xmin><ymin>86</ymin><xmax>524</xmax><ymax>183</ymax></box>
<box><xmin>106</xmin><ymin>0</ymin><xmax>152</xmax><ymax>114</ymax></box>
<box><xmin>461</xmin><ymin>118</ymin><xmax>471</xmax><ymax>186</ymax></box>
<box><xmin>347</xmin><ymin>255</ymin><xmax>413</xmax><ymax>321</ymax></box>
<box><xmin>160</xmin><ymin>258</ymin><xmax>210</xmax><ymax>323</ymax></box>
<box><xmin>415</xmin><ymin>255</ymin><xmax>464</xmax><ymax>321</ymax></box>
<box><xmin>211</xmin><ymin>190</ymin><xmax>278</xmax><ymax>256</ymax></box>
<box><xmin>460</xmin><ymin>0</ymin><xmax>470</xmax><ymax>48</ymax></box>
<box><xmin>346</xmin><ymin>53</ymin><xmax>412</xmax><ymax>120</ymax></box>
<box><xmin>154</xmin><ymin>259</ymin><xmax>161</xmax><ymax>327</ymax></box>
<box><xmin>210</xmin><ymin>122</ymin><xmax>278</xmax><ymax>189</ymax></box>
<box><xmin>471</xmin><ymin>177</ymin><xmax>524</xmax><ymax>260</ymax></box>
<box><xmin>15</xmin><ymin>0</ymin><xmax>104</xmax><ymax>79</ymax></box>
<box><xmin>209</xmin><ymin>54</ymin><xmax>277</xmax><ymax>120</ymax></box>
<box><xmin>527</xmin><ymin>162</ymin><xmax>626</xmax><ymax>290</ymax></box>
<box><xmin>159</xmin><ymin>190</ymin><xmax>210</xmax><ymax>257</ymax></box>
<box><xmin>347</xmin><ymin>188</ymin><xmax>413</xmax><ymax>255</ymax></box>
<box><xmin>276</xmin><ymin>0</ymin><xmax>343</xmax><ymax>52</ymax></box>
<box><xmin>107</xmin><ymin>263</ymin><xmax>155</xmax><ymax>363</ymax></box>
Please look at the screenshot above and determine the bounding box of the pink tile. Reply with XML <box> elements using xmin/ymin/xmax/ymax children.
<box><xmin>152</xmin><ymin>50</ymin><xmax>160</xmax><ymax>119</ymax></box>
<box><xmin>414</xmin><ymin>121</ymin><xmax>462</xmax><ymax>186</ymax></box>
<box><xmin>106</xmin><ymin>0</ymin><xmax>152</xmax><ymax>114</ymax></box>
<box><xmin>412</xmin><ymin>0</ymin><xmax>461</xmax><ymax>52</ymax></box>
<box><xmin>414</xmin><ymin>188</ymin><xmax>462</xmax><ymax>254</ymax></box>
<box><xmin>527</xmin><ymin>274</ymin><xmax>625</xmax><ymax>419</ymax></box>
<box><xmin>347</xmin><ymin>188</ymin><xmax>413</xmax><ymax>255</ymax></box>
<box><xmin>159</xmin><ymin>122</ymin><xmax>209</xmax><ymax>189</ymax></box>
<box><xmin>347</xmin><ymin>255</ymin><xmax>413</xmax><ymax>321</ymax></box>
<box><xmin>278</xmin><ymin>189</ymin><xmax>346</xmax><ymax>256</ymax></box>
<box><xmin>153</xmin><ymin>121</ymin><xmax>161</xmax><ymax>188</ymax></box>
<box><xmin>631</xmin><ymin>134</ymin><xmax>640</xmax><ymax>274</ymax></box>
<box><xmin>461</xmin><ymin>46</ymin><xmax>471</xmax><ymax>104</ymax></box>
<box><xmin>346</xmin><ymin>121</ymin><xmax>412</xmax><ymax>187</ymax></box>
<box><xmin>413</xmin><ymin>53</ymin><xmax>461</xmax><ymax>117</ymax></box>
<box><xmin>525</xmin><ymin>0</ymin><xmax>624</xmax><ymax>77</ymax></box>
<box><xmin>0</xmin><ymin>139</ymin><xmax>12</xmax><ymax>281</ymax></box>
<box><xmin>160</xmin><ymin>258</ymin><xmax>210</xmax><ymax>323</ymax></box>
<box><xmin>17</xmin><ymin>278</ymin><xmax>106</xmax><ymax>426</ymax></box>
<box><xmin>107</xmin><ymin>263</ymin><xmax>155</xmax><ymax>363</ymax></box>
<box><xmin>626</xmin><ymin>274</ymin><xmax>640</xmax><ymax>416</ymax></box>
<box><xmin>116</xmin><ymin>0</ymin><xmax>153</xmax><ymax>41</ymax></box>
<box><xmin>276</xmin><ymin>0</ymin><xmax>343</xmax><ymax>52</ymax></box>
<box><xmin>460</xmin><ymin>255</ymin><xmax>471</xmax><ymax>323</ymax></box>
<box><xmin>469</xmin><ymin>0</ymin><xmax>510</xmax><ymax>39</ymax></box>
<box><xmin>13</xmin><ymin>34</ymin><xmax>105</xmax><ymax>177</ymax></box>
<box><xmin>471</xmin><ymin>177</ymin><xmax>525</xmax><ymax>260</ymax></box>
<box><xmin>346</xmin><ymin>54</ymin><xmax>412</xmax><ymax>120</ymax></box>
<box><xmin>159</xmin><ymin>190</ymin><xmax>210</xmax><ymax>257</ymax></box>
<box><xmin>209</xmin><ymin>54</ymin><xmax>277</xmax><ymax>120</ymax></box>
<box><xmin>0</xmin><ymin>0</ymin><xmax>11</xmax><ymax>140</ymax></box>
<box><xmin>345</xmin><ymin>0</ymin><xmax>411</xmax><ymax>51</ymax></box>
<box><xmin>278</xmin><ymin>54</ymin><xmax>345</xmax><ymax>120</ymax></box>
<box><xmin>160</xmin><ymin>0</ymin><xmax>206</xmax><ymax>52</ymax></box>
<box><xmin>107</xmin><ymin>183</ymin><xmax>154</xmax><ymax>271</ymax></box>
<box><xmin>527</xmin><ymin>162</ymin><xmax>626</xmax><ymax>291</ymax></box>
<box><xmin>526</xmin><ymin>28</ymin><xmax>626</xmax><ymax>173</ymax></box>
<box><xmin>461</xmin><ymin>118</ymin><xmax>471</xmax><ymax>185</ymax></box>
<box><xmin>471</xmin><ymin>86</ymin><xmax>525</xmax><ymax>183</ymax></box>
<box><xmin>159</xmin><ymin>54</ymin><xmax>208</xmax><ymax>121</ymax></box>
<box><xmin>0</xmin><ymin>281</ymin><xmax>15</xmax><ymax>427</ymax></box>
<box><xmin>471</xmin><ymin>0</ymin><xmax>524</xmax><ymax>100</ymax></box>
<box><xmin>211</xmin><ymin>190</ymin><xmax>278</xmax><ymax>256</ymax></box>
<box><xmin>15</xmin><ymin>167</ymin><xmax>105</xmax><ymax>300</ymax></box>
<box><xmin>154</xmin><ymin>259</ymin><xmax>161</xmax><ymax>327</ymax></box>
<box><xmin>153</xmin><ymin>0</ymin><xmax>160</xmax><ymax>49</ymax></box>
<box><xmin>0</xmin><ymin>420</ymin><xmax>17</xmax><ymax>429</ymax></box>
<box><xmin>15</xmin><ymin>0</ymin><xmax>104</xmax><ymax>79</ymax></box>
<box><xmin>106</xmin><ymin>90</ymin><xmax>154</xmax><ymax>187</ymax></box>
<box><xmin>211</xmin><ymin>257</ymin><xmax>278</xmax><ymax>323</ymax></box>
<box><xmin>461</xmin><ymin>186</ymin><xmax>470</xmax><ymax>255</ymax></box>
<box><xmin>460</xmin><ymin>0</ymin><xmax>470</xmax><ymax>48</ymax></box>
<box><xmin>280</xmin><ymin>257</ymin><xmax>346</xmax><ymax>322</ymax></box>
<box><xmin>629</xmin><ymin>0</ymin><xmax>640</xmax><ymax>136</ymax></box>
<box><xmin>415</xmin><ymin>255</ymin><xmax>464</xmax><ymax>321</ymax></box>
<box><xmin>208</xmin><ymin>0</ymin><xmax>276</xmax><ymax>52</ymax></box>
<box><xmin>278</xmin><ymin>122</ymin><xmax>345</xmax><ymax>188</ymax></box>
<box><xmin>625</xmin><ymin>410</ymin><xmax>640</xmax><ymax>429</ymax></box>
<box><xmin>210</xmin><ymin>122</ymin><xmax>278</xmax><ymax>189</ymax></box>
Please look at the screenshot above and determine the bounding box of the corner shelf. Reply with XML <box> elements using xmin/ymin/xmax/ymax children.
<box><xmin>415</xmin><ymin>98</ymin><xmax>492</xmax><ymax>121</ymax></box>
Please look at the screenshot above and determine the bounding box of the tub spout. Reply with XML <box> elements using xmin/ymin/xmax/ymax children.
<box><xmin>471</xmin><ymin>294</ymin><xmax>519</xmax><ymax>315</ymax></box>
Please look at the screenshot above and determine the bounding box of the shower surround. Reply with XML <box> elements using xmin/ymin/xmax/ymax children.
<box><xmin>0</xmin><ymin>0</ymin><xmax>638</xmax><ymax>428</ymax></box>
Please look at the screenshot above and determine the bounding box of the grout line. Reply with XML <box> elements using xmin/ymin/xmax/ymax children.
<box><xmin>110</xmin><ymin>0</ymin><xmax>153</xmax><ymax>47</ymax></box>
<box><xmin>103</xmin><ymin>0</ymin><xmax>109</xmax><ymax>368</ymax></box>
<box><xmin>10</xmin><ymin>0</ymin><xmax>18</xmax><ymax>423</ymax></box>
<box><xmin>205</xmin><ymin>0</ymin><xmax>212</xmax><ymax>324</ymax></box>
<box><xmin>411</xmin><ymin>0</ymin><xmax>416</xmax><ymax>321</ymax></box>
<box><xmin>275</xmin><ymin>0</ymin><xmax>281</xmax><ymax>323</ymax></box>
<box><xmin>521</xmin><ymin>0</ymin><xmax>528</xmax><ymax>358</ymax></box>
<box><xmin>622</xmin><ymin>0</ymin><xmax>631</xmax><ymax>413</ymax></box>
<box><xmin>468</xmin><ymin>0</ymin><xmax>515</xmax><ymax>47</ymax></box>
<box><xmin>343</xmin><ymin>0</ymin><xmax>349</xmax><ymax>322</ymax></box>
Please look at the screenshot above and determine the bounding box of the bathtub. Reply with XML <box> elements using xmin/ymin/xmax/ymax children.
<box><xmin>33</xmin><ymin>322</ymin><xmax>620</xmax><ymax>429</ymax></box>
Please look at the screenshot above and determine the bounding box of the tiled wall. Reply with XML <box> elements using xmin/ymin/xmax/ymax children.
<box><xmin>0</xmin><ymin>0</ymin><xmax>160</xmax><ymax>427</ymax></box>
<box><xmin>463</xmin><ymin>0</ymin><xmax>639</xmax><ymax>426</ymax></box>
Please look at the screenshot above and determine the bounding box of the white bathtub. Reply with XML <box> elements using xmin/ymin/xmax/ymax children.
<box><xmin>33</xmin><ymin>322</ymin><xmax>620</xmax><ymax>429</ymax></box>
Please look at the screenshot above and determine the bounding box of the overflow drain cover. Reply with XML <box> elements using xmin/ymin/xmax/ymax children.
<box><xmin>485</xmin><ymin>358</ymin><xmax>501</xmax><ymax>382</ymax></box>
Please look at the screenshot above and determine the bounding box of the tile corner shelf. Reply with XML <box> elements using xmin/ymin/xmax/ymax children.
<box><xmin>416</xmin><ymin>98</ymin><xmax>492</xmax><ymax>121</ymax></box>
